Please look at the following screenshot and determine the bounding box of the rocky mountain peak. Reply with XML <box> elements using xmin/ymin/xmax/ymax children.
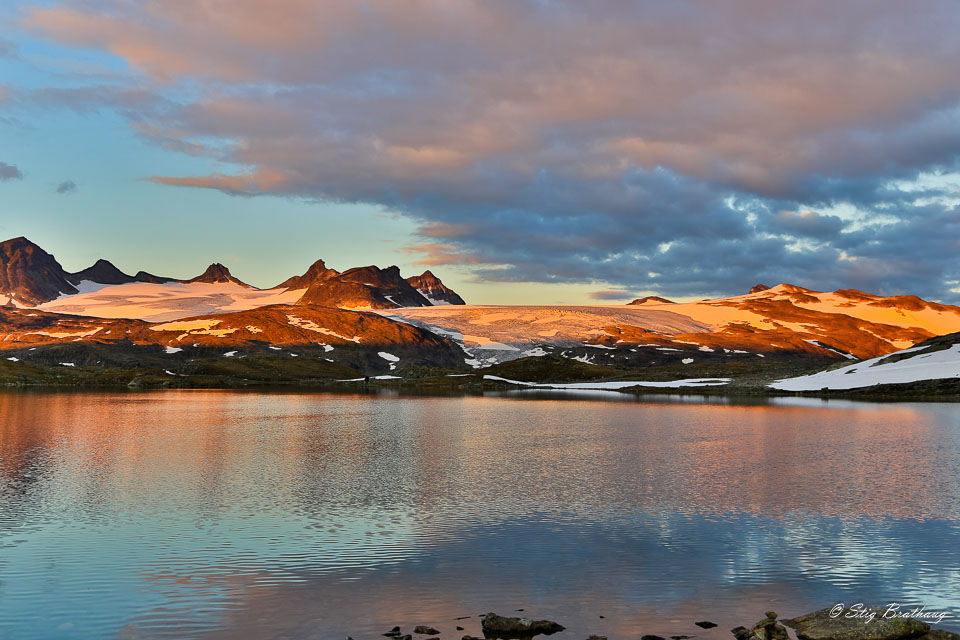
<box><xmin>0</xmin><ymin>236</ymin><xmax>77</xmax><ymax>305</ymax></box>
<box><xmin>72</xmin><ymin>259</ymin><xmax>135</xmax><ymax>285</ymax></box>
<box><xmin>297</xmin><ymin>264</ymin><xmax>434</xmax><ymax>309</ymax></box>
<box><xmin>133</xmin><ymin>270</ymin><xmax>175</xmax><ymax>284</ymax></box>
<box><xmin>749</xmin><ymin>283</ymin><xmax>771</xmax><ymax>294</ymax></box>
<box><xmin>185</xmin><ymin>263</ymin><xmax>250</xmax><ymax>287</ymax></box>
<box><xmin>406</xmin><ymin>270</ymin><xmax>466</xmax><ymax>305</ymax></box>
<box><xmin>275</xmin><ymin>258</ymin><xmax>339</xmax><ymax>290</ymax></box>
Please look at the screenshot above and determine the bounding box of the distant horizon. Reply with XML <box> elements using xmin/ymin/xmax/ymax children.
<box><xmin>4</xmin><ymin>233</ymin><xmax>952</xmax><ymax>307</ymax></box>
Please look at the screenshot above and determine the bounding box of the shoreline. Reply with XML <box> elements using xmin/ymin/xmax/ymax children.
<box><xmin>2</xmin><ymin>374</ymin><xmax>959</xmax><ymax>403</ymax></box>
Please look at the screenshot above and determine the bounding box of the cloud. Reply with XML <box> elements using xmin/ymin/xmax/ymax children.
<box><xmin>772</xmin><ymin>210</ymin><xmax>846</xmax><ymax>239</ymax></box>
<box><xmin>55</xmin><ymin>180</ymin><xmax>77</xmax><ymax>194</ymax></box>
<box><xmin>147</xmin><ymin>169</ymin><xmax>286</xmax><ymax>196</ymax></box>
<box><xmin>589</xmin><ymin>289</ymin><xmax>637</xmax><ymax>301</ymax></box>
<box><xmin>0</xmin><ymin>162</ymin><xmax>22</xmax><ymax>180</ymax></box>
<box><xmin>0</xmin><ymin>38</ymin><xmax>18</xmax><ymax>59</ymax></box>
<box><xmin>20</xmin><ymin>0</ymin><xmax>960</xmax><ymax>301</ymax></box>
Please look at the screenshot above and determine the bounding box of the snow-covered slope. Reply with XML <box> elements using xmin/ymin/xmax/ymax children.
<box><xmin>770</xmin><ymin>334</ymin><xmax>960</xmax><ymax>391</ymax></box>
<box><xmin>39</xmin><ymin>281</ymin><xmax>306</xmax><ymax>322</ymax></box>
<box><xmin>384</xmin><ymin>304</ymin><xmax>714</xmax><ymax>367</ymax></box>
<box><xmin>621</xmin><ymin>284</ymin><xmax>960</xmax><ymax>348</ymax></box>
<box><xmin>392</xmin><ymin>284</ymin><xmax>960</xmax><ymax>364</ymax></box>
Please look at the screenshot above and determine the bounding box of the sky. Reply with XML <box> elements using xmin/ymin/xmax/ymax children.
<box><xmin>1</xmin><ymin>1</ymin><xmax>959</xmax><ymax>305</ymax></box>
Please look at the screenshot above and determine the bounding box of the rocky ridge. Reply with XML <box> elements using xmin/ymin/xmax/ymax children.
<box><xmin>406</xmin><ymin>270</ymin><xmax>466</xmax><ymax>305</ymax></box>
<box><xmin>1</xmin><ymin>237</ymin><xmax>466</xmax><ymax>312</ymax></box>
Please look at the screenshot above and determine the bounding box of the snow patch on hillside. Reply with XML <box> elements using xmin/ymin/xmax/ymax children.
<box><xmin>28</xmin><ymin>327</ymin><xmax>103</xmax><ymax>339</ymax></box>
<box><xmin>285</xmin><ymin>315</ymin><xmax>361</xmax><ymax>342</ymax></box>
<box><xmin>484</xmin><ymin>375</ymin><xmax>730</xmax><ymax>390</ymax></box>
<box><xmin>40</xmin><ymin>281</ymin><xmax>305</xmax><ymax>322</ymax></box>
<box><xmin>770</xmin><ymin>344</ymin><xmax>960</xmax><ymax>391</ymax></box>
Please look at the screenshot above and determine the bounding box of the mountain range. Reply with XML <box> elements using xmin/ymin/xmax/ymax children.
<box><xmin>2</xmin><ymin>236</ymin><xmax>959</xmax><ymax>389</ymax></box>
<box><xmin>0</xmin><ymin>236</ymin><xmax>464</xmax><ymax>313</ymax></box>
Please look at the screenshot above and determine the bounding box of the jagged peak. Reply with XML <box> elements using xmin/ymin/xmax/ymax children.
<box><xmin>1</xmin><ymin>236</ymin><xmax>46</xmax><ymax>256</ymax></box>
<box><xmin>408</xmin><ymin>270</ymin><xmax>445</xmax><ymax>287</ymax></box>
<box><xmin>1</xmin><ymin>236</ymin><xmax>32</xmax><ymax>247</ymax></box>
<box><xmin>70</xmin><ymin>258</ymin><xmax>135</xmax><ymax>285</ymax></box>
<box><xmin>185</xmin><ymin>263</ymin><xmax>251</xmax><ymax>287</ymax></box>
<box><xmin>275</xmin><ymin>258</ymin><xmax>339</xmax><ymax>290</ymax></box>
<box><xmin>749</xmin><ymin>283</ymin><xmax>771</xmax><ymax>294</ymax></box>
<box><xmin>0</xmin><ymin>236</ymin><xmax>77</xmax><ymax>305</ymax></box>
<box><xmin>134</xmin><ymin>270</ymin><xmax>174</xmax><ymax>284</ymax></box>
<box><xmin>338</xmin><ymin>264</ymin><xmax>407</xmax><ymax>286</ymax></box>
<box><xmin>406</xmin><ymin>270</ymin><xmax>465</xmax><ymax>305</ymax></box>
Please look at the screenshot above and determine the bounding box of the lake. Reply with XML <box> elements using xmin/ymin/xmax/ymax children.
<box><xmin>1</xmin><ymin>390</ymin><xmax>959</xmax><ymax>639</ymax></box>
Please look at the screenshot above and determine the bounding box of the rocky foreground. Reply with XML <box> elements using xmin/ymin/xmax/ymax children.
<box><xmin>350</xmin><ymin>607</ymin><xmax>958</xmax><ymax>640</ymax></box>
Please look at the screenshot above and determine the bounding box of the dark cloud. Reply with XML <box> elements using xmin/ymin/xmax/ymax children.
<box><xmin>589</xmin><ymin>289</ymin><xmax>637</xmax><ymax>301</ymax></box>
<box><xmin>22</xmin><ymin>0</ymin><xmax>960</xmax><ymax>302</ymax></box>
<box><xmin>771</xmin><ymin>210</ymin><xmax>846</xmax><ymax>239</ymax></box>
<box><xmin>55</xmin><ymin>180</ymin><xmax>77</xmax><ymax>194</ymax></box>
<box><xmin>0</xmin><ymin>161</ymin><xmax>22</xmax><ymax>181</ymax></box>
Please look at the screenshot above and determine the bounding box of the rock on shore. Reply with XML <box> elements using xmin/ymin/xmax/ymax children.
<box><xmin>480</xmin><ymin>612</ymin><xmax>565</xmax><ymax>638</ymax></box>
<box><xmin>783</xmin><ymin>607</ymin><xmax>930</xmax><ymax>640</ymax></box>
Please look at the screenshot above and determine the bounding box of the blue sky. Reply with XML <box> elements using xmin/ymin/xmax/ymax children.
<box><xmin>2</xmin><ymin>1</ymin><xmax>960</xmax><ymax>304</ymax></box>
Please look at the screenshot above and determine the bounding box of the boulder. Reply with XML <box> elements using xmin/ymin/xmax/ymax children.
<box><xmin>481</xmin><ymin>612</ymin><xmax>566</xmax><ymax>638</ymax></box>
<box><xmin>732</xmin><ymin>612</ymin><xmax>789</xmax><ymax>640</ymax></box>
<box><xmin>783</xmin><ymin>607</ymin><xmax>930</xmax><ymax>640</ymax></box>
<box><xmin>414</xmin><ymin>627</ymin><xmax>440</xmax><ymax>636</ymax></box>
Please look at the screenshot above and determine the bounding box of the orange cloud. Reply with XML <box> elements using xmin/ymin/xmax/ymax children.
<box><xmin>402</xmin><ymin>243</ymin><xmax>485</xmax><ymax>266</ymax></box>
<box><xmin>147</xmin><ymin>169</ymin><xmax>289</xmax><ymax>194</ymax></box>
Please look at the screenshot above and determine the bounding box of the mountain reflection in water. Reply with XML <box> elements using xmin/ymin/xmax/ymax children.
<box><xmin>1</xmin><ymin>391</ymin><xmax>958</xmax><ymax>639</ymax></box>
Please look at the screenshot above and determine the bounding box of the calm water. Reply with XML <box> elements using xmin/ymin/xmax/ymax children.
<box><xmin>1</xmin><ymin>391</ymin><xmax>959</xmax><ymax>640</ymax></box>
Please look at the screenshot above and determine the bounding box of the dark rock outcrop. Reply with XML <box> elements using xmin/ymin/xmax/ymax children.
<box><xmin>71</xmin><ymin>259</ymin><xmax>137</xmax><ymax>285</ymax></box>
<box><xmin>276</xmin><ymin>258</ymin><xmax>339</xmax><ymax>290</ymax></box>
<box><xmin>0</xmin><ymin>236</ymin><xmax>77</xmax><ymax>305</ymax></box>
<box><xmin>68</xmin><ymin>259</ymin><xmax>174</xmax><ymax>286</ymax></box>
<box><xmin>750</xmin><ymin>284</ymin><xmax>771</xmax><ymax>293</ymax></box>
<box><xmin>480</xmin><ymin>612</ymin><xmax>565</xmax><ymax>638</ymax></box>
<box><xmin>629</xmin><ymin>296</ymin><xmax>675</xmax><ymax>305</ymax></box>
<box><xmin>406</xmin><ymin>270</ymin><xmax>466</xmax><ymax>305</ymax></box>
<box><xmin>783</xmin><ymin>607</ymin><xmax>930</xmax><ymax>640</ymax></box>
<box><xmin>297</xmin><ymin>265</ymin><xmax>432</xmax><ymax>309</ymax></box>
<box><xmin>133</xmin><ymin>270</ymin><xmax>175</xmax><ymax>284</ymax></box>
<box><xmin>184</xmin><ymin>263</ymin><xmax>251</xmax><ymax>287</ymax></box>
<box><xmin>414</xmin><ymin>626</ymin><xmax>440</xmax><ymax>636</ymax></box>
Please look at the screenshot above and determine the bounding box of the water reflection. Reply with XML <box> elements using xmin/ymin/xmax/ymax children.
<box><xmin>0</xmin><ymin>391</ymin><xmax>958</xmax><ymax>639</ymax></box>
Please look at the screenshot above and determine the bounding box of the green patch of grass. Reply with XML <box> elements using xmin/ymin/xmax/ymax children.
<box><xmin>183</xmin><ymin>354</ymin><xmax>359</xmax><ymax>382</ymax></box>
